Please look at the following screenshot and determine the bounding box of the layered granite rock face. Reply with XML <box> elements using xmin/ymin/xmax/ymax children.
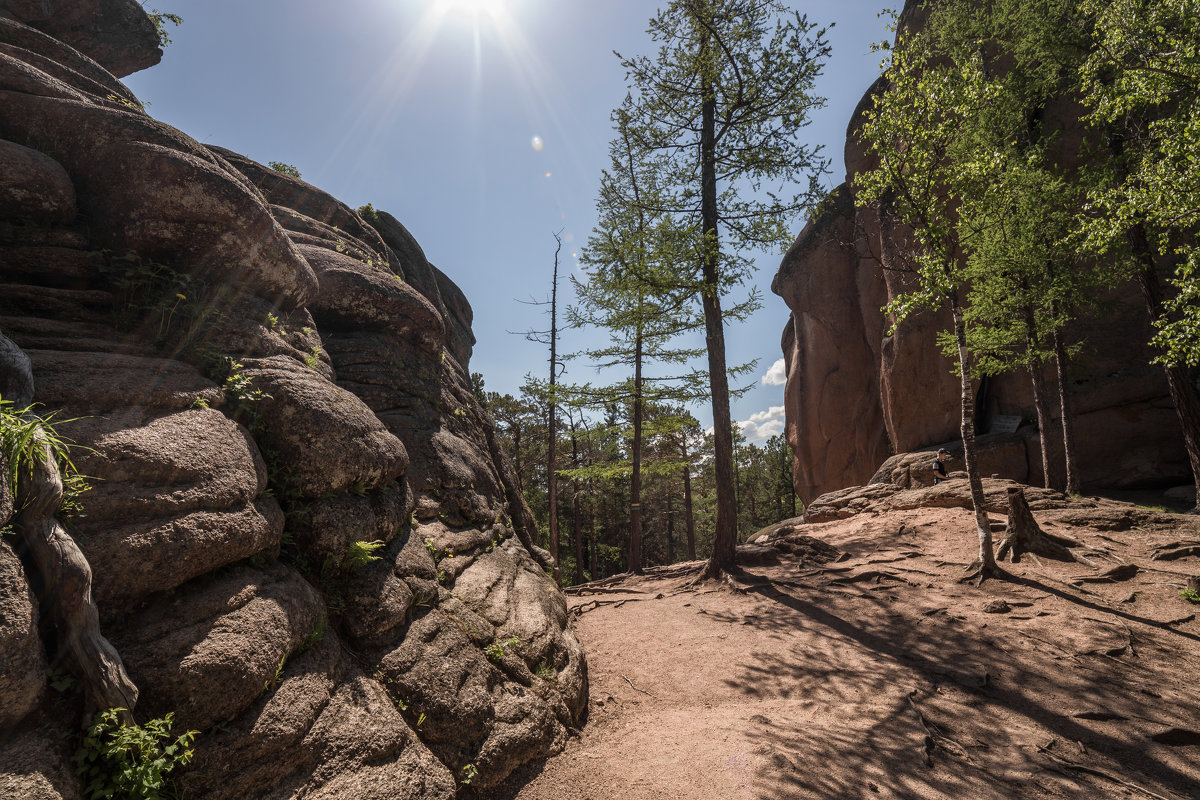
<box><xmin>770</xmin><ymin>2</ymin><xmax>1189</xmax><ymax>504</ymax></box>
<box><xmin>0</xmin><ymin>7</ymin><xmax>584</xmax><ymax>798</ymax></box>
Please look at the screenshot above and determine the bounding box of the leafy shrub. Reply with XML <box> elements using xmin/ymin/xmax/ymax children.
<box><xmin>484</xmin><ymin>636</ymin><xmax>519</xmax><ymax>663</ymax></box>
<box><xmin>73</xmin><ymin>708</ymin><xmax>197</xmax><ymax>800</ymax></box>
<box><xmin>268</xmin><ymin>161</ymin><xmax>302</xmax><ymax>178</ymax></box>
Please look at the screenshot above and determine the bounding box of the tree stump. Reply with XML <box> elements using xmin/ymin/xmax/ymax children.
<box><xmin>996</xmin><ymin>487</ymin><xmax>1076</xmax><ymax>563</ymax></box>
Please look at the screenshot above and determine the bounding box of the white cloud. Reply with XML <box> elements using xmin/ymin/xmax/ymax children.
<box><xmin>736</xmin><ymin>405</ymin><xmax>786</xmax><ymax>443</ymax></box>
<box><xmin>761</xmin><ymin>358</ymin><xmax>787</xmax><ymax>386</ymax></box>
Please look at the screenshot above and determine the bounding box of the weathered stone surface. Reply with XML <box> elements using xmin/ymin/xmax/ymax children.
<box><xmin>0</xmin><ymin>16</ymin><xmax>142</xmax><ymax>101</ymax></box>
<box><xmin>28</xmin><ymin>350</ymin><xmax>223</xmax><ymax>413</ymax></box>
<box><xmin>185</xmin><ymin>632</ymin><xmax>455</xmax><ymax>800</ymax></box>
<box><xmin>771</xmin><ymin>185</ymin><xmax>889</xmax><ymax>504</ymax></box>
<box><xmin>0</xmin><ymin>703</ymin><xmax>80</xmax><ymax>800</ymax></box>
<box><xmin>805</xmin><ymin>472</ymin><xmax>1076</xmax><ymax>525</ymax></box>
<box><xmin>0</xmin><ymin>138</ymin><xmax>73</xmax><ymax>223</ymax></box>
<box><xmin>113</xmin><ymin>563</ymin><xmax>324</xmax><ymax>732</ymax></box>
<box><xmin>239</xmin><ymin>355</ymin><xmax>409</xmax><ymax>497</ymax></box>
<box><xmin>0</xmin><ymin>538</ymin><xmax>44</xmax><ymax>731</ymax></box>
<box><xmin>0</xmin><ymin>0</ymin><xmax>160</xmax><ymax>77</ymax></box>
<box><xmin>299</xmin><ymin>242</ymin><xmax>445</xmax><ymax>350</ymax></box>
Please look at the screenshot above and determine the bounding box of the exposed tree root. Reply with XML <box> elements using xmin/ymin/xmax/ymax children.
<box><xmin>1035</xmin><ymin>743</ymin><xmax>1183</xmax><ymax>800</ymax></box>
<box><xmin>997</xmin><ymin>487</ymin><xmax>1076</xmax><ymax>563</ymax></box>
<box><xmin>16</xmin><ymin>429</ymin><xmax>138</xmax><ymax>725</ymax></box>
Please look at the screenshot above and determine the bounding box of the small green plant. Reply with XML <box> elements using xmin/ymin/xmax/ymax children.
<box><xmin>425</xmin><ymin>538</ymin><xmax>440</xmax><ymax>560</ymax></box>
<box><xmin>535</xmin><ymin>662</ymin><xmax>557</xmax><ymax>682</ymax></box>
<box><xmin>344</xmin><ymin>539</ymin><xmax>385</xmax><ymax>569</ymax></box>
<box><xmin>268</xmin><ymin>161</ymin><xmax>302</xmax><ymax>178</ymax></box>
<box><xmin>265</xmin><ymin>312</ymin><xmax>280</xmax><ymax>330</ymax></box>
<box><xmin>303</xmin><ymin>345</ymin><xmax>323</xmax><ymax>370</ymax></box>
<box><xmin>297</xmin><ymin>618</ymin><xmax>326</xmax><ymax>654</ymax></box>
<box><xmin>146</xmin><ymin>9</ymin><xmax>183</xmax><ymax>48</ymax></box>
<box><xmin>484</xmin><ymin>636</ymin><xmax>519</xmax><ymax>663</ymax></box>
<box><xmin>414</xmin><ymin>711</ymin><xmax>427</xmax><ymax>730</ymax></box>
<box><xmin>1181</xmin><ymin>588</ymin><xmax>1200</xmax><ymax>604</ymax></box>
<box><xmin>437</xmin><ymin>569</ymin><xmax>447</xmax><ymax>585</ymax></box>
<box><xmin>0</xmin><ymin>399</ymin><xmax>90</xmax><ymax>513</ymax></box>
<box><xmin>264</xmin><ymin>652</ymin><xmax>287</xmax><ymax>691</ymax></box>
<box><xmin>357</xmin><ymin>203</ymin><xmax>379</xmax><ymax>223</ymax></box>
<box><xmin>189</xmin><ymin>396</ymin><xmax>209</xmax><ymax>409</ymax></box>
<box><xmin>105</xmin><ymin>93</ymin><xmax>145</xmax><ymax>112</ymax></box>
<box><xmin>73</xmin><ymin>708</ymin><xmax>197</xmax><ymax>800</ymax></box>
<box><xmin>460</xmin><ymin>763</ymin><xmax>479</xmax><ymax>786</ymax></box>
<box><xmin>46</xmin><ymin>665</ymin><xmax>78</xmax><ymax>693</ymax></box>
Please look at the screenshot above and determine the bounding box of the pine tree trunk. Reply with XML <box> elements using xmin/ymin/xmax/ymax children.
<box><xmin>666</xmin><ymin>491</ymin><xmax>676</xmax><ymax>564</ymax></box>
<box><xmin>952</xmin><ymin>303</ymin><xmax>997</xmax><ymax>578</ymax></box>
<box><xmin>682</xmin><ymin>450</ymin><xmax>697</xmax><ymax>561</ymax></box>
<box><xmin>698</xmin><ymin>29</ymin><xmax>737</xmax><ymax>578</ymax></box>
<box><xmin>629</xmin><ymin>326</ymin><xmax>644</xmax><ymax>573</ymax></box>
<box><xmin>1049</xmin><ymin>322</ymin><xmax>1080</xmax><ymax>495</ymax></box>
<box><xmin>1130</xmin><ymin>228</ymin><xmax>1200</xmax><ymax>511</ymax></box>
<box><xmin>572</xmin><ymin>431</ymin><xmax>584</xmax><ymax>586</ymax></box>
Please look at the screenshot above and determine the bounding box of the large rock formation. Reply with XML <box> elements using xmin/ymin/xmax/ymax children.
<box><xmin>771</xmin><ymin>2</ymin><xmax>1190</xmax><ymax>504</ymax></box>
<box><xmin>0</xmin><ymin>5</ymin><xmax>584</xmax><ymax>798</ymax></box>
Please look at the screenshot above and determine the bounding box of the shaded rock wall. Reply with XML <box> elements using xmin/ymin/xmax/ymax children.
<box><xmin>0</xmin><ymin>6</ymin><xmax>583</xmax><ymax>799</ymax></box>
<box><xmin>771</xmin><ymin>3</ymin><xmax>1190</xmax><ymax>504</ymax></box>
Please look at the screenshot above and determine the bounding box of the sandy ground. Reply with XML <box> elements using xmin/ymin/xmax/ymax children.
<box><xmin>483</xmin><ymin>499</ymin><xmax>1200</xmax><ymax>800</ymax></box>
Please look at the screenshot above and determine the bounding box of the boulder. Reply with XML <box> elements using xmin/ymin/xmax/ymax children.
<box><xmin>0</xmin><ymin>0</ymin><xmax>160</xmax><ymax>77</ymax></box>
<box><xmin>0</xmin><ymin>138</ymin><xmax>73</xmax><ymax>223</ymax></box>
<box><xmin>0</xmin><ymin>538</ymin><xmax>44</xmax><ymax>731</ymax></box>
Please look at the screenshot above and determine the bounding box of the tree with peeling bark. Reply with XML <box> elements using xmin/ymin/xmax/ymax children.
<box><xmin>617</xmin><ymin>0</ymin><xmax>831</xmax><ymax>579</ymax></box>
<box><xmin>854</xmin><ymin>19</ymin><xmax>1005</xmax><ymax>581</ymax></box>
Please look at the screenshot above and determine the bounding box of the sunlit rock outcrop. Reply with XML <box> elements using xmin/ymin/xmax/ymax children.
<box><xmin>0</xmin><ymin>5</ymin><xmax>585</xmax><ymax>797</ymax></box>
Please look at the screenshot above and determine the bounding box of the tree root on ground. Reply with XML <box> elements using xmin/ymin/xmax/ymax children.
<box><xmin>997</xmin><ymin>487</ymin><xmax>1076</xmax><ymax>563</ymax></box>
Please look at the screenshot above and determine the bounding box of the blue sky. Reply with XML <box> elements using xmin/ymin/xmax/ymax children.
<box><xmin>125</xmin><ymin>0</ymin><xmax>891</xmax><ymax>441</ymax></box>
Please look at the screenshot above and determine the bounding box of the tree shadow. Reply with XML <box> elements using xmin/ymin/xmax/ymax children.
<box><xmin>726</xmin><ymin>572</ymin><xmax>1200</xmax><ymax>800</ymax></box>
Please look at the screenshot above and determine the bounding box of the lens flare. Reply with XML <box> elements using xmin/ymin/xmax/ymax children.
<box><xmin>531</xmin><ymin>135</ymin><xmax>544</xmax><ymax>152</ymax></box>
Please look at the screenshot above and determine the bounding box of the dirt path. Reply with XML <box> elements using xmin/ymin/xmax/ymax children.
<box><xmin>485</xmin><ymin>501</ymin><xmax>1200</xmax><ymax>800</ymax></box>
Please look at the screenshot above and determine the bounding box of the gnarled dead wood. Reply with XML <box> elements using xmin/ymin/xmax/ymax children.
<box><xmin>16</xmin><ymin>430</ymin><xmax>138</xmax><ymax>725</ymax></box>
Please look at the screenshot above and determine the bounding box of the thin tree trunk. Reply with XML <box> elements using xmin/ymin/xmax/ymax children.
<box><xmin>682</xmin><ymin>447</ymin><xmax>697</xmax><ymax>561</ymax></box>
<box><xmin>629</xmin><ymin>325</ymin><xmax>644</xmax><ymax>573</ymax></box>
<box><xmin>1020</xmin><ymin>299</ymin><xmax>1054</xmax><ymax>489</ymax></box>
<box><xmin>571</xmin><ymin>428</ymin><xmax>584</xmax><ymax>586</ymax></box>
<box><xmin>951</xmin><ymin>302</ymin><xmax>998</xmax><ymax>579</ymax></box>
<box><xmin>698</xmin><ymin>28</ymin><xmax>737</xmax><ymax>578</ymax></box>
<box><xmin>666</xmin><ymin>490</ymin><xmax>676</xmax><ymax>564</ymax></box>
<box><xmin>1130</xmin><ymin>228</ymin><xmax>1200</xmax><ymax>511</ymax></box>
<box><xmin>1049</xmin><ymin>320</ymin><xmax>1080</xmax><ymax>495</ymax></box>
<box><xmin>548</xmin><ymin>237</ymin><xmax>561</xmax><ymax>583</ymax></box>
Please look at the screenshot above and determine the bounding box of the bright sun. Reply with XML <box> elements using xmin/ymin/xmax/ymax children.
<box><xmin>431</xmin><ymin>0</ymin><xmax>507</xmax><ymax>19</ymax></box>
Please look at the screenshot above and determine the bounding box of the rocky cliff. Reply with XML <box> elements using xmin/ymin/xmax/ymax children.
<box><xmin>771</xmin><ymin>4</ymin><xmax>1190</xmax><ymax>504</ymax></box>
<box><xmin>0</xmin><ymin>2</ymin><xmax>585</xmax><ymax>797</ymax></box>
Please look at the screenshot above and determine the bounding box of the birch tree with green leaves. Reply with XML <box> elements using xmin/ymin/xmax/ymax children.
<box><xmin>616</xmin><ymin>0</ymin><xmax>830</xmax><ymax>578</ymax></box>
<box><xmin>855</xmin><ymin>22</ymin><xmax>1007</xmax><ymax>581</ymax></box>
<box><xmin>1075</xmin><ymin>0</ymin><xmax>1200</xmax><ymax>509</ymax></box>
